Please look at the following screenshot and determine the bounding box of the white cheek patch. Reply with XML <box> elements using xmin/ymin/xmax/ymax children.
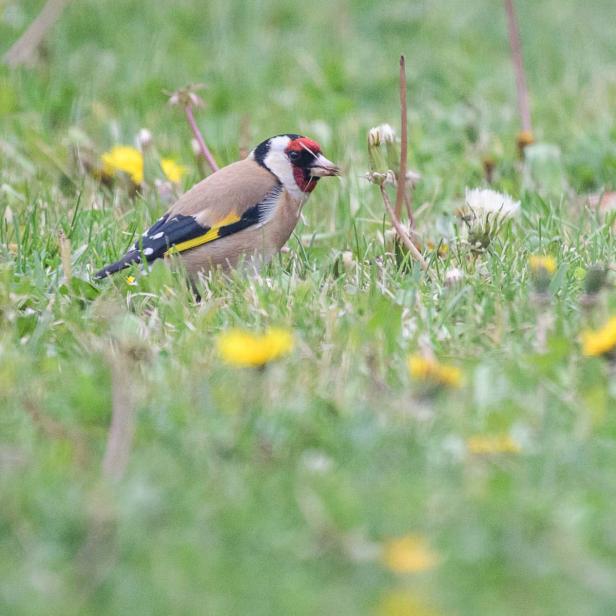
<box><xmin>261</xmin><ymin>135</ymin><xmax>307</xmax><ymax>201</ymax></box>
<box><xmin>263</xmin><ymin>151</ymin><xmax>304</xmax><ymax>200</ymax></box>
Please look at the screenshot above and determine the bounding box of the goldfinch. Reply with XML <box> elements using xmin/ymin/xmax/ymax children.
<box><xmin>94</xmin><ymin>134</ymin><xmax>339</xmax><ymax>280</ymax></box>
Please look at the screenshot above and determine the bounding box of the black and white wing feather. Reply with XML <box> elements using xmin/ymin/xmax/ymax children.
<box><xmin>94</xmin><ymin>185</ymin><xmax>283</xmax><ymax>279</ymax></box>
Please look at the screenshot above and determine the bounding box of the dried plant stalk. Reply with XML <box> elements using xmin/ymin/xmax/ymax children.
<box><xmin>3</xmin><ymin>0</ymin><xmax>72</xmax><ymax>68</ymax></box>
<box><xmin>184</xmin><ymin>104</ymin><xmax>219</xmax><ymax>173</ymax></box>
<box><xmin>504</xmin><ymin>0</ymin><xmax>532</xmax><ymax>133</ymax></box>
<box><xmin>59</xmin><ymin>230</ymin><xmax>72</xmax><ymax>282</ymax></box>
<box><xmin>101</xmin><ymin>351</ymin><xmax>136</xmax><ymax>480</ymax></box>
<box><xmin>394</xmin><ymin>55</ymin><xmax>410</xmax><ymax>222</ymax></box>
<box><xmin>380</xmin><ymin>185</ymin><xmax>427</xmax><ymax>270</ymax></box>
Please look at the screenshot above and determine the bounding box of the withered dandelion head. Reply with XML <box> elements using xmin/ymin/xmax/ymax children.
<box><xmin>467</xmin><ymin>434</ymin><xmax>521</xmax><ymax>455</ymax></box>
<box><xmin>167</xmin><ymin>84</ymin><xmax>206</xmax><ymax>108</ymax></box>
<box><xmin>101</xmin><ymin>145</ymin><xmax>144</xmax><ymax>185</ymax></box>
<box><xmin>382</xmin><ymin>535</ymin><xmax>440</xmax><ymax>574</ymax></box>
<box><xmin>408</xmin><ymin>355</ymin><xmax>462</xmax><ymax>388</ymax></box>
<box><xmin>217</xmin><ymin>328</ymin><xmax>293</xmax><ymax>368</ymax></box>
<box><xmin>581</xmin><ymin>317</ymin><xmax>616</xmax><ymax>359</ymax></box>
<box><xmin>517</xmin><ymin>130</ymin><xmax>535</xmax><ymax>154</ymax></box>
<box><xmin>584</xmin><ymin>265</ymin><xmax>607</xmax><ymax>296</ymax></box>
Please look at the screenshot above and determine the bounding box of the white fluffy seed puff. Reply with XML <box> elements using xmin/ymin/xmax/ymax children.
<box><xmin>460</xmin><ymin>188</ymin><xmax>520</xmax><ymax>252</ymax></box>
<box><xmin>464</xmin><ymin>188</ymin><xmax>520</xmax><ymax>222</ymax></box>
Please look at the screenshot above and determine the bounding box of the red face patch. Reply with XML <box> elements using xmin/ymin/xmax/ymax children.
<box><xmin>293</xmin><ymin>167</ymin><xmax>318</xmax><ymax>193</ymax></box>
<box><xmin>286</xmin><ymin>137</ymin><xmax>321</xmax><ymax>155</ymax></box>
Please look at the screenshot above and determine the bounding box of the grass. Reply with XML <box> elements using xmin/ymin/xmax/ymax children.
<box><xmin>1</xmin><ymin>0</ymin><xmax>616</xmax><ymax>614</ymax></box>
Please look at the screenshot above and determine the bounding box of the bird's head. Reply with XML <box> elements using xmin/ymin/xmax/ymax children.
<box><xmin>251</xmin><ymin>134</ymin><xmax>339</xmax><ymax>199</ymax></box>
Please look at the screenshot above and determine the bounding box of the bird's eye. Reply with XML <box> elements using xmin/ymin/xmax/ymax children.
<box><xmin>288</xmin><ymin>151</ymin><xmax>300</xmax><ymax>162</ymax></box>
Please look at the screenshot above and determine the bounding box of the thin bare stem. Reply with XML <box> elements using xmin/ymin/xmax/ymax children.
<box><xmin>404</xmin><ymin>194</ymin><xmax>415</xmax><ymax>231</ymax></box>
<box><xmin>504</xmin><ymin>0</ymin><xmax>532</xmax><ymax>133</ymax></box>
<box><xmin>394</xmin><ymin>55</ymin><xmax>409</xmax><ymax>221</ymax></box>
<box><xmin>380</xmin><ymin>185</ymin><xmax>428</xmax><ymax>270</ymax></box>
<box><xmin>101</xmin><ymin>353</ymin><xmax>136</xmax><ymax>481</ymax></box>
<box><xmin>59</xmin><ymin>230</ymin><xmax>72</xmax><ymax>282</ymax></box>
<box><xmin>3</xmin><ymin>0</ymin><xmax>71</xmax><ymax>68</ymax></box>
<box><xmin>184</xmin><ymin>105</ymin><xmax>219</xmax><ymax>173</ymax></box>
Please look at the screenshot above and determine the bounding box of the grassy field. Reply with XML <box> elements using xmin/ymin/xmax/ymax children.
<box><xmin>2</xmin><ymin>0</ymin><xmax>616</xmax><ymax>614</ymax></box>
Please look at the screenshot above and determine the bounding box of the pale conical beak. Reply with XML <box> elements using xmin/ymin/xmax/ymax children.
<box><xmin>309</xmin><ymin>154</ymin><xmax>340</xmax><ymax>177</ymax></box>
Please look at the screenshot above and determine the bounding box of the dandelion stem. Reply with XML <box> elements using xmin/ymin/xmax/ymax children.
<box><xmin>380</xmin><ymin>185</ymin><xmax>427</xmax><ymax>270</ymax></box>
<box><xmin>184</xmin><ymin>104</ymin><xmax>219</xmax><ymax>173</ymax></box>
<box><xmin>504</xmin><ymin>0</ymin><xmax>532</xmax><ymax>133</ymax></box>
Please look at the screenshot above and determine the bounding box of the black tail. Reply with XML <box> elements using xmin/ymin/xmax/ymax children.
<box><xmin>94</xmin><ymin>250</ymin><xmax>141</xmax><ymax>279</ymax></box>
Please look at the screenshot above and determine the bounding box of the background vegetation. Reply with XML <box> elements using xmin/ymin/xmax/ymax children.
<box><xmin>1</xmin><ymin>0</ymin><xmax>616</xmax><ymax>614</ymax></box>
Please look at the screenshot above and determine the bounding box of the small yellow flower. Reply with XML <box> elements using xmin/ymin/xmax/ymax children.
<box><xmin>161</xmin><ymin>158</ymin><xmax>188</xmax><ymax>184</ymax></box>
<box><xmin>382</xmin><ymin>535</ymin><xmax>440</xmax><ymax>574</ymax></box>
<box><xmin>126</xmin><ymin>275</ymin><xmax>137</xmax><ymax>286</ymax></box>
<box><xmin>376</xmin><ymin>590</ymin><xmax>442</xmax><ymax>616</ymax></box>
<box><xmin>529</xmin><ymin>255</ymin><xmax>556</xmax><ymax>275</ymax></box>
<box><xmin>467</xmin><ymin>434</ymin><xmax>521</xmax><ymax>455</ymax></box>
<box><xmin>217</xmin><ymin>328</ymin><xmax>293</xmax><ymax>367</ymax></box>
<box><xmin>101</xmin><ymin>145</ymin><xmax>144</xmax><ymax>184</ymax></box>
<box><xmin>581</xmin><ymin>317</ymin><xmax>616</xmax><ymax>358</ymax></box>
<box><xmin>408</xmin><ymin>355</ymin><xmax>461</xmax><ymax>388</ymax></box>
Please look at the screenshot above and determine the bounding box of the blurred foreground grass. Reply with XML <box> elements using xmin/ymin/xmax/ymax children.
<box><xmin>1</xmin><ymin>0</ymin><xmax>616</xmax><ymax>614</ymax></box>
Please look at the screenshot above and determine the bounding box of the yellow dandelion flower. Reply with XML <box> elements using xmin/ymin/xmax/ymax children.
<box><xmin>101</xmin><ymin>145</ymin><xmax>144</xmax><ymax>184</ymax></box>
<box><xmin>382</xmin><ymin>535</ymin><xmax>440</xmax><ymax>574</ymax></box>
<box><xmin>408</xmin><ymin>355</ymin><xmax>461</xmax><ymax>388</ymax></box>
<box><xmin>126</xmin><ymin>275</ymin><xmax>137</xmax><ymax>286</ymax></box>
<box><xmin>217</xmin><ymin>328</ymin><xmax>293</xmax><ymax>367</ymax></box>
<box><xmin>467</xmin><ymin>434</ymin><xmax>521</xmax><ymax>455</ymax></box>
<box><xmin>529</xmin><ymin>255</ymin><xmax>556</xmax><ymax>275</ymax></box>
<box><xmin>581</xmin><ymin>317</ymin><xmax>616</xmax><ymax>357</ymax></box>
<box><xmin>161</xmin><ymin>158</ymin><xmax>189</xmax><ymax>184</ymax></box>
<box><xmin>377</xmin><ymin>590</ymin><xmax>442</xmax><ymax>616</ymax></box>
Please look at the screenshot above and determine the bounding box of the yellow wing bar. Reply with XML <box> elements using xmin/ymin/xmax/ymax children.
<box><xmin>164</xmin><ymin>212</ymin><xmax>241</xmax><ymax>256</ymax></box>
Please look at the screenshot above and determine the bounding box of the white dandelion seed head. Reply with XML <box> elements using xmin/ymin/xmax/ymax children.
<box><xmin>341</xmin><ymin>250</ymin><xmax>355</xmax><ymax>272</ymax></box>
<box><xmin>191</xmin><ymin>138</ymin><xmax>202</xmax><ymax>157</ymax></box>
<box><xmin>464</xmin><ymin>188</ymin><xmax>520</xmax><ymax>220</ymax></box>
<box><xmin>136</xmin><ymin>128</ymin><xmax>153</xmax><ymax>150</ymax></box>
<box><xmin>444</xmin><ymin>267</ymin><xmax>464</xmax><ymax>287</ymax></box>
<box><xmin>368</xmin><ymin>123</ymin><xmax>397</xmax><ymax>147</ymax></box>
<box><xmin>406</xmin><ymin>169</ymin><xmax>422</xmax><ymax>187</ymax></box>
